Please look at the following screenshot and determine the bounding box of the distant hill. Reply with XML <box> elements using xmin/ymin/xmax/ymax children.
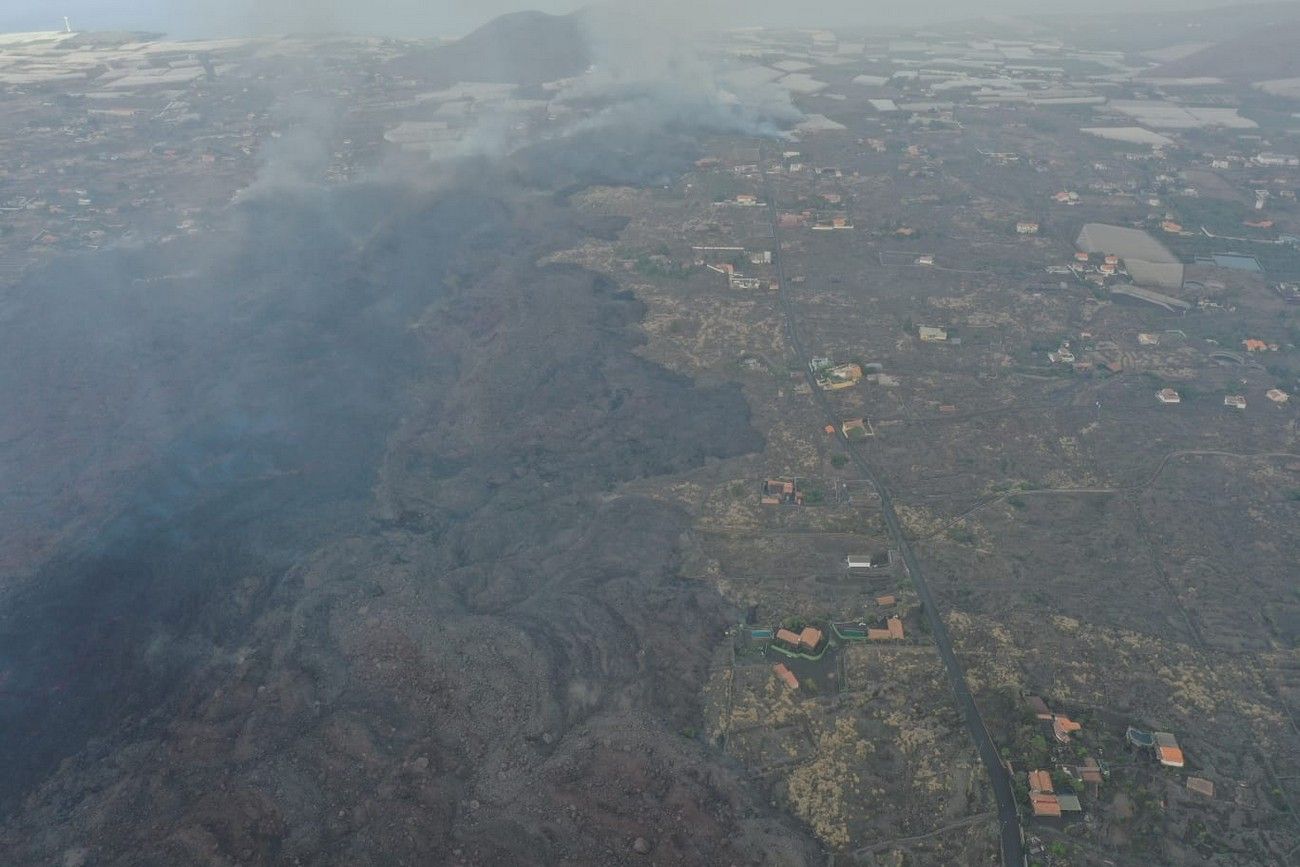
<box><xmin>1025</xmin><ymin>1</ymin><xmax>1300</xmax><ymax>58</ymax></box>
<box><xmin>390</xmin><ymin>11</ymin><xmax>590</xmax><ymax>87</ymax></box>
<box><xmin>1144</xmin><ymin>16</ymin><xmax>1300</xmax><ymax>82</ymax></box>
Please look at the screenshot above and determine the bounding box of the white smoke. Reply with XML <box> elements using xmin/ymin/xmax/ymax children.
<box><xmin>403</xmin><ymin>6</ymin><xmax>803</xmax><ymax>171</ymax></box>
<box><xmin>552</xmin><ymin>6</ymin><xmax>801</xmax><ymax>139</ymax></box>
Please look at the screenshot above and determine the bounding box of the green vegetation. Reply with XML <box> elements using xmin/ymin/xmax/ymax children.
<box><xmin>1028</xmin><ymin>336</ymin><xmax>1067</xmax><ymax>354</ymax></box>
<box><xmin>698</xmin><ymin>173</ymin><xmax>741</xmax><ymax>202</ymax></box>
<box><xmin>633</xmin><ymin>254</ymin><xmax>690</xmax><ymax>280</ymax></box>
<box><xmin>947</xmin><ymin>527</ymin><xmax>976</xmax><ymax>546</ymax></box>
<box><xmin>830</xmin><ymin>454</ymin><xmax>848</xmax><ymax>468</ymax></box>
<box><xmin>1169</xmin><ymin>196</ymin><xmax>1253</xmax><ymax>233</ymax></box>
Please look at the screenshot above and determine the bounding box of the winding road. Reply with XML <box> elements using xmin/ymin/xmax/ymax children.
<box><xmin>758</xmin><ymin>144</ymin><xmax>1024</xmax><ymax>866</ymax></box>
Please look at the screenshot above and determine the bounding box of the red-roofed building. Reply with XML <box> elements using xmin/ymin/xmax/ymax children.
<box><xmin>773</xmin><ymin>663</ymin><xmax>799</xmax><ymax>689</ymax></box>
<box><xmin>1030</xmin><ymin>792</ymin><xmax>1062</xmax><ymax>817</ymax></box>
<box><xmin>1053</xmin><ymin>715</ymin><xmax>1082</xmax><ymax>743</ymax></box>
<box><xmin>887</xmin><ymin>616</ymin><xmax>904</xmax><ymax>640</ymax></box>
<box><xmin>798</xmin><ymin>627</ymin><xmax>823</xmax><ymax>652</ymax></box>
<box><xmin>1155</xmin><ymin>732</ymin><xmax>1184</xmax><ymax>768</ymax></box>
<box><xmin>775</xmin><ymin>628</ymin><xmax>802</xmax><ymax>648</ymax></box>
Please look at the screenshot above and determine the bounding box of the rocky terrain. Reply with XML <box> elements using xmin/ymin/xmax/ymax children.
<box><xmin>0</xmin><ymin>126</ymin><xmax>819</xmax><ymax>864</ymax></box>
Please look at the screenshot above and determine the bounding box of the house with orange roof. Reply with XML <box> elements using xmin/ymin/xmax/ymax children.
<box><xmin>876</xmin><ymin>594</ymin><xmax>896</xmax><ymax>607</ymax></box>
<box><xmin>1029</xmin><ymin>791</ymin><xmax>1061</xmax><ymax>818</ymax></box>
<box><xmin>772</xmin><ymin>663</ymin><xmax>799</xmax><ymax>690</ymax></box>
<box><xmin>1154</xmin><ymin>732</ymin><xmax>1185</xmax><ymax>768</ymax></box>
<box><xmin>1053</xmin><ymin>715</ymin><xmax>1082</xmax><ymax>743</ymax></box>
<box><xmin>775</xmin><ymin>628</ymin><xmax>802</xmax><ymax>648</ymax></box>
<box><xmin>1027</xmin><ymin>769</ymin><xmax>1062</xmax><ymax>817</ymax></box>
<box><xmin>887</xmin><ymin>616</ymin><xmax>904</xmax><ymax>640</ymax></box>
<box><xmin>1242</xmin><ymin>338</ymin><xmax>1270</xmax><ymax>352</ymax></box>
<box><xmin>866</xmin><ymin>617</ymin><xmax>905</xmax><ymax>641</ymax></box>
<box><xmin>798</xmin><ymin>627</ymin><xmax>823</xmax><ymax>652</ymax></box>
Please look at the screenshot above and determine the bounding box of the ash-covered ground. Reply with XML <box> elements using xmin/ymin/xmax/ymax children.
<box><xmin>0</xmin><ymin>129</ymin><xmax>817</xmax><ymax>867</ymax></box>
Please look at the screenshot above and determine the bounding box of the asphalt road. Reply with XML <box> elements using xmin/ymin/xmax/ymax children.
<box><xmin>758</xmin><ymin>144</ymin><xmax>1024</xmax><ymax>866</ymax></box>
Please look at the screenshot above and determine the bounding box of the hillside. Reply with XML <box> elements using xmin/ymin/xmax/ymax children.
<box><xmin>1144</xmin><ymin>16</ymin><xmax>1300</xmax><ymax>81</ymax></box>
<box><xmin>389</xmin><ymin>10</ymin><xmax>590</xmax><ymax>87</ymax></box>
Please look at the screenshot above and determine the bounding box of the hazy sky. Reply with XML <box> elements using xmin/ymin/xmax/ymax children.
<box><xmin>0</xmin><ymin>0</ymin><xmax>1275</xmax><ymax>39</ymax></box>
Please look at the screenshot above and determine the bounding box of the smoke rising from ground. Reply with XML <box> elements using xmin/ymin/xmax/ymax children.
<box><xmin>391</xmin><ymin>6</ymin><xmax>802</xmax><ymax>175</ymax></box>
<box><xmin>0</xmin><ymin>111</ymin><xmax>799</xmax><ymax>863</ymax></box>
<box><xmin>557</xmin><ymin>7</ymin><xmax>801</xmax><ymax>138</ymax></box>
